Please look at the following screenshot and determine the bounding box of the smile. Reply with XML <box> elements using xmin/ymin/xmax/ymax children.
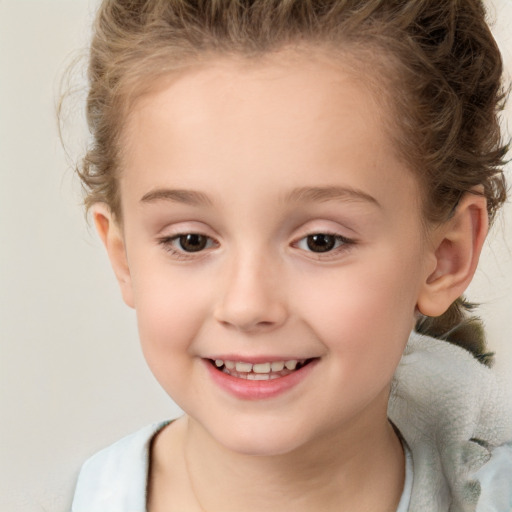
<box><xmin>205</xmin><ymin>357</ymin><xmax>319</xmax><ymax>400</ymax></box>
<box><xmin>209</xmin><ymin>358</ymin><xmax>314</xmax><ymax>380</ymax></box>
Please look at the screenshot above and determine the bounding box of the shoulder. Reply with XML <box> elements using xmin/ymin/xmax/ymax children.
<box><xmin>71</xmin><ymin>421</ymin><xmax>170</xmax><ymax>512</ymax></box>
<box><xmin>389</xmin><ymin>332</ymin><xmax>512</xmax><ymax>510</ymax></box>
<box><xmin>389</xmin><ymin>332</ymin><xmax>511</xmax><ymax>451</ymax></box>
<box><xmin>474</xmin><ymin>442</ymin><xmax>512</xmax><ymax>511</ymax></box>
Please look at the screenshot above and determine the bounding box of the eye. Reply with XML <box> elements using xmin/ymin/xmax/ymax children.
<box><xmin>159</xmin><ymin>233</ymin><xmax>217</xmax><ymax>254</ymax></box>
<box><xmin>296</xmin><ymin>233</ymin><xmax>352</xmax><ymax>253</ymax></box>
<box><xmin>175</xmin><ymin>233</ymin><xmax>211</xmax><ymax>252</ymax></box>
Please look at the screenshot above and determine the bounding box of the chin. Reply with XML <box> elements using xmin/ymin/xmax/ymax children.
<box><xmin>206</xmin><ymin>417</ymin><xmax>314</xmax><ymax>457</ymax></box>
<box><xmin>220</xmin><ymin>434</ymin><xmax>305</xmax><ymax>457</ymax></box>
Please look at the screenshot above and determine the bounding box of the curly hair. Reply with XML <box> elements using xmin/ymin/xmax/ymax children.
<box><xmin>76</xmin><ymin>0</ymin><xmax>509</xmax><ymax>363</ymax></box>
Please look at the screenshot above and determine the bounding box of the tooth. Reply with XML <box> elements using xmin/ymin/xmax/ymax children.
<box><xmin>215</xmin><ymin>359</ymin><xmax>224</xmax><ymax>367</ymax></box>
<box><xmin>269</xmin><ymin>374</ymin><xmax>280</xmax><ymax>380</ymax></box>
<box><xmin>253</xmin><ymin>362</ymin><xmax>271</xmax><ymax>373</ymax></box>
<box><xmin>246</xmin><ymin>373</ymin><xmax>257</xmax><ymax>380</ymax></box>
<box><xmin>225</xmin><ymin>361</ymin><xmax>236</xmax><ymax>370</ymax></box>
<box><xmin>253</xmin><ymin>374</ymin><xmax>270</xmax><ymax>380</ymax></box>
<box><xmin>235</xmin><ymin>362</ymin><xmax>253</xmax><ymax>372</ymax></box>
<box><xmin>285</xmin><ymin>360</ymin><xmax>297</xmax><ymax>370</ymax></box>
<box><xmin>271</xmin><ymin>361</ymin><xmax>285</xmax><ymax>371</ymax></box>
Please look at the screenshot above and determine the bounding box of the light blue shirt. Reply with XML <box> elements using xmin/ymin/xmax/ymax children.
<box><xmin>72</xmin><ymin>420</ymin><xmax>418</xmax><ymax>512</ymax></box>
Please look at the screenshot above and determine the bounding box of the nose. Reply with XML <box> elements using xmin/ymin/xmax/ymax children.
<box><xmin>214</xmin><ymin>252</ymin><xmax>288</xmax><ymax>333</ymax></box>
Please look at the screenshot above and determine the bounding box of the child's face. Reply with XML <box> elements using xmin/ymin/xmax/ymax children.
<box><xmin>109</xmin><ymin>50</ymin><xmax>436</xmax><ymax>455</ymax></box>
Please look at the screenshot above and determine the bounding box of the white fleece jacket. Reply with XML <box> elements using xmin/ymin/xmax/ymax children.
<box><xmin>388</xmin><ymin>332</ymin><xmax>512</xmax><ymax>511</ymax></box>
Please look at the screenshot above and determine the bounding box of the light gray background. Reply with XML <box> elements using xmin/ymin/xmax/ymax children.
<box><xmin>1</xmin><ymin>1</ymin><xmax>511</xmax><ymax>510</ymax></box>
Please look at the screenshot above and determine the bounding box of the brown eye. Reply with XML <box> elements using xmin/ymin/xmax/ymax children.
<box><xmin>158</xmin><ymin>232</ymin><xmax>217</xmax><ymax>258</ymax></box>
<box><xmin>295</xmin><ymin>232</ymin><xmax>354</xmax><ymax>256</ymax></box>
<box><xmin>178</xmin><ymin>233</ymin><xmax>209</xmax><ymax>252</ymax></box>
<box><xmin>306</xmin><ymin>234</ymin><xmax>337</xmax><ymax>252</ymax></box>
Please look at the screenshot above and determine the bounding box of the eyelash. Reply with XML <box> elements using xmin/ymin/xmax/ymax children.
<box><xmin>157</xmin><ymin>231</ymin><xmax>356</xmax><ymax>260</ymax></box>
<box><xmin>293</xmin><ymin>232</ymin><xmax>355</xmax><ymax>259</ymax></box>
<box><xmin>158</xmin><ymin>233</ymin><xmax>218</xmax><ymax>260</ymax></box>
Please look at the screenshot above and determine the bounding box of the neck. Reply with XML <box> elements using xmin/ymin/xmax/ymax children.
<box><xmin>179</xmin><ymin>400</ymin><xmax>404</xmax><ymax>512</ymax></box>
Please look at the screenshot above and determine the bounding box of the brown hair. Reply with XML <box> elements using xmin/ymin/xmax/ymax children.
<box><xmin>76</xmin><ymin>0</ymin><xmax>508</xmax><ymax>364</ymax></box>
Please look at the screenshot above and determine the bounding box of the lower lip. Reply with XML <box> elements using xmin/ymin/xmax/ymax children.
<box><xmin>204</xmin><ymin>359</ymin><xmax>318</xmax><ymax>400</ymax></box>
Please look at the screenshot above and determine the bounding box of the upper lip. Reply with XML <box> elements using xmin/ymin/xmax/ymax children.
<box><xmin>204</xmin><ymin>355</ymin><xmax>318</xmax><ymax>364</ymax></box>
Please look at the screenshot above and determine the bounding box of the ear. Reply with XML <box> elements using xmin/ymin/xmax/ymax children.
<box><xmin>92</xmin><ymin>204</ymin><xmax>135</xmax><ymax>308</ymax></box>
<box><xmin>417</xmin><ymin>191</ymin><xmax>488</xmax><ymax>317</ymax></box>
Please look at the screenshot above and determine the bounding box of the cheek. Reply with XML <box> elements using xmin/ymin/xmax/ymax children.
<box><xmin>129</xmin><ymin>264</ymin><xmax>211</xmax><ymax>380</ymax></box>
<box><xmin>294</xmin><ymin>251</ymin><xmax>422</xmax><ymax>377</ymax></box>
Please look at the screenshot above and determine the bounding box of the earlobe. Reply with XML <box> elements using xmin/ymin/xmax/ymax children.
<box><xmin>92</xmin><ymin>204</ymin><xmax>135</xmax><ymax>309</ymax></box>
<box><xmin>417</xmin><ymin>192</ymin><xmax>488</xmax><ymax>318</ymax></box>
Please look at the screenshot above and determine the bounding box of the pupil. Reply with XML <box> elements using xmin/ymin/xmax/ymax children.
<box><xmin>180</xmin><ymin>234</ymin><xmax>207</xmax><ymax>252</ymax></box>
<box><xmin>307</xmin><ymin>234</ymin><xmax>335</xmax><ymax>252</ymax></box>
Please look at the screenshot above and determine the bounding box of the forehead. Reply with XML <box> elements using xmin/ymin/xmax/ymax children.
<box><xmin>120</xmin><ymin>48</ymin><xmax>419</xmax><ymax>215</ymax></box>
<box><xmin>123</xmin><ymin>47</ymin><xmax>386</xmax><ymax>153</ymax></box>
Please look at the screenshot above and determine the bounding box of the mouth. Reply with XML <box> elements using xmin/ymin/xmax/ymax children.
<box><xmin>208</xmin><ymin>358</ymin><xmax>316</xmax><ymax>380</ymax></box>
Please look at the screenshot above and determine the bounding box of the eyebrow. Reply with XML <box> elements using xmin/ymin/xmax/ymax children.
<box><xmin>285</xmin><ymin>186</ymin><xmax>381</xmax><ymax>208</ymax></box>
<box><xmin>140</xmin><ymin>188</ymin><xmax>213</xmax><ymax>207</ymax></box>
<box><xmin>140</xmin><ymin>185</ymin><xmax>380</xmax><ymax>208</ymax></box>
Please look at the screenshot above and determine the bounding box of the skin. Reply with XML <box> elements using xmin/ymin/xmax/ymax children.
<box><xmin>95</xmin><ymin>48</ymin><xmax>488</xmax><ymax>511</ymax></box>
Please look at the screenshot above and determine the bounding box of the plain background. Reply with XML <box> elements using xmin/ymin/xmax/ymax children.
<box><xmin>0</xmin><ymin>1</ymin><xmax>511</xmax><ymax>510</ymax></box>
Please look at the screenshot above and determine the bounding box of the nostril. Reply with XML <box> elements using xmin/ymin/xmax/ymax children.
<box><xmin>217</xmin><ymin>317</ymin><xmax>280</xmax><ymax>333</ymax></box>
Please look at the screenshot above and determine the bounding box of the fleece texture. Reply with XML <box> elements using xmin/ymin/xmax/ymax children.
<box><xmin>388</xmin><ymin>332</ymin><xmax>512</xmax><ymax>511</ymax></box>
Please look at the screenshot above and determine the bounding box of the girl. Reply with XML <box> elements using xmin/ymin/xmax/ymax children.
<box><xmin>70</xmin><ymin>1</ymin><xmax>512</xmax><ymax>510</ymax></box>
